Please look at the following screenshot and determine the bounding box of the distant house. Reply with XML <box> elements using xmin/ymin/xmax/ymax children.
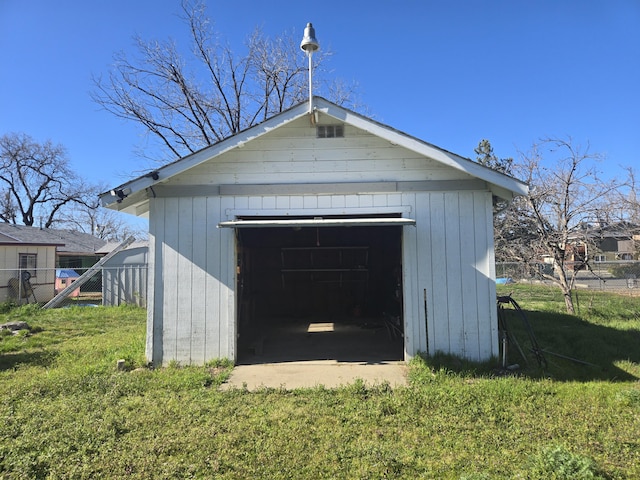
<box><xmin>590</xmin><ymin>223</ymin><xmax>639</xmax><ymax>262</ymax></box>
<box><xmin>101</xmin><ymin>97</ymin><xmax>528</xmax><ymax>366</ymax></box>
<box><xmin>569</xmin><ymin>222</ymin><xmax>639</xmax><ymax>264</ymax></box>
<box><xmin>0</xmin><ymin>224</ymin><xmax>106</xmax><ymax>303</ymax></box>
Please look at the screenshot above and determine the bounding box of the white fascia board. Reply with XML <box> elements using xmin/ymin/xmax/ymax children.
<box><xmin>218</xmin><ymin>217</ymin><xmax>416</xmax><ymax>228</ymax></box>
<box><xmin>315</xmin><ymin>98</ymin><xmax>529</xmax><ymax>198</ymax></box>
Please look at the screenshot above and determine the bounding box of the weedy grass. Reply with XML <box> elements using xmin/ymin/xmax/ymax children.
<box><xmin>0</xmin><ymin>288</ymin><xmax>639</xmax><ymax>479</ymax></box>
<box><xmin>497</xmin><ymin>284</ymin><xmax>640</xmax><ymax>381</ymax></box>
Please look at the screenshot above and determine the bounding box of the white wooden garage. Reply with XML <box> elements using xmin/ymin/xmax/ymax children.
<box><xmin>101</xmin><ymin>97</ymin><xmax>527</xmax><ymax>366</ymax></box>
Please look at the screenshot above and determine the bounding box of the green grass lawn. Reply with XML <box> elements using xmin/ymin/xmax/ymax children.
<box><xmin>0</xmin><ymin>287</ymin><xmax>639</xmax><ymax>479</ymax></box>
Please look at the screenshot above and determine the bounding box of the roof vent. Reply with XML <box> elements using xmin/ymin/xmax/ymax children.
<box><xmin>316</xmin><ymin>125</ymin><xmax>344</xmax><ymax>138</ymax></box>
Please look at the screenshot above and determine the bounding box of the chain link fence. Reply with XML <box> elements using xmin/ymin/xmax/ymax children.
<box><xmin>0</xmin><ymin>266</ymin><xmax>148</xmax><ymax>308</ymax></box>
<box><xmin>496</xmin><ymin>260</ymin><xmax>640</xmax><ymax>294</ymax></box>
<box><xmin>2</xmin><ymin>260</ymin><xmax>637</xmax><ymax>308</ymax></box>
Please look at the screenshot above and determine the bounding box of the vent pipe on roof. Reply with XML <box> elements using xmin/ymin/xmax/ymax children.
<box><xmin>300</xmin><ymin>23</ymin><xmax>319</xmax><ymax>114</ymax></box>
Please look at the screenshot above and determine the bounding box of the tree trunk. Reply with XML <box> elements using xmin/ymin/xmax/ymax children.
<box><xmin>555</xmin><ymin>263</ymin><xmax>575</xmax><ymax>315</ymax></box>
<box><xmin>562</xmin><ymin>289</ymin><xmax>575</xmax><ymax>315</ymax></box>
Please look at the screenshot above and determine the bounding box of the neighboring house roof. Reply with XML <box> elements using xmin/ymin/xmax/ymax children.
<box><xmin>0</xmin><ymin>231</ymin><xmax>23</xmax><ymax>243</ymax></box>
<box><xmin>570</xmin><ymin>221</ymin><xmax>640</xmax><ymax>242</ymax></box>
<box><xmin>0</xmin><ymin>224</ymin><xmax>106</xmax><ymax>254</ymax></box>
<box><xmin>100</xmin><ymin>96</ymin><xmax>529</xmax><ymax>216</ymax></box>
<box><xmin>597</xmin><ymin>222</ymin><xmax>640</xmax><ymax>239</ymax></box>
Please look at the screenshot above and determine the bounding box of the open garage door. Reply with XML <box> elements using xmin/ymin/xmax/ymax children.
<box><xmin>220</xmin><ymin>215</ymin><xmax>410</xmax><ymax>364</ymax></box>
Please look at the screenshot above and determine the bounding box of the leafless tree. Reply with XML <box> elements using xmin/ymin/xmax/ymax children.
<box><xmin>618</xmin><ymin>167</ymin><xmax>640</xmax><ymax>223</ymax></box>
<box><xmin>514</xmin><ymin>138</ymin><xmax>620</xmax><ymax>314</ymax></box>
<box><xmin>612</xmin><ymin>166</ymin><xmax>640</xmax><ymax>257</ymax></box>
<box><xmin>0</xmin><ymin>133</ymin><xmax>97</xmax><ymax>228</ymax></box>
<box><xmin>92</xmin><ymin>211</ymin><xmax>147</xmax><ymax>242</ymax></box>
<box><xmin>92</xmin><ymin>0</ymin><xmax>358</xmax><ymax>161</ymax></box>
<box><xmin>0</xmin><ymin>189</ymin><xmax>17</xmax><ymax>223</ymax></box>
<box><xmin>54</xmin><ymin>184</ymin><xmax>147</xmax><ymax>241</ymax></box>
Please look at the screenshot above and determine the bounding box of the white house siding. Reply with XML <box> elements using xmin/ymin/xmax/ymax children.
<box><xmin>146</xmin><ymin>187</ymin><xmax>497</xmax><ymax>365</ymax></box>
<box><xmin>0</xmin><ymin>245</ymin><xmax>56</xmax><ymax>303</ymax></box>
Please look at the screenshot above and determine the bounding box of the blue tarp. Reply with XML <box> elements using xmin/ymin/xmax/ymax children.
<box><xmin>56</xmin><ymin>268</ymin><xmax>80</xmax><ymax>279</ymax></box>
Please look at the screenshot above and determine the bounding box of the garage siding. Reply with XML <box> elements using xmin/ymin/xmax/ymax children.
<box><xmin>148</xmin><ymin>195</ymin><xmax>232</xmax><ymax>365</ymax></box>
<box><xmin>147</xmin><ymin>188</ymin><xmax>497</xmax><ymax>365</ymax></box>
<box><xmin>409</xmin><ymin>190</ymin><xmax>497</xmax><ymax>361</ymax></box>
<box><xmin>163</xmin><ymin>120</ymin><xmax>475</xmax><ymax>188</ymax></box>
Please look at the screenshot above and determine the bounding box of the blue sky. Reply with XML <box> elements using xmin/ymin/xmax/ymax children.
<box><xmin>1</xmin><ymin>0</ymin><xmax>639</xmax><ymax>198</ymax></box>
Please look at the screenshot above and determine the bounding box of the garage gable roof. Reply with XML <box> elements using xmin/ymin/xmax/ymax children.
<box><xmin>101</xmin><ymin>97</ymin><xmax>528</xmax><ymax>213</ymax></box>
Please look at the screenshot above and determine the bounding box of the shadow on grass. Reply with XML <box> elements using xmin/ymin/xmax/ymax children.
<box><xmin>0</xmin><ymin>350</ymin><xmax>57</xmax><ymax>371</ymax></box>
<box><xmin>415</xmin><ymin>306</ymin><xmax>640</xmax><ymax>382</ymax></box>
<box><xmin>508</xmin><ymin>308</ymin><xmax>640</xmax><ymax>382</ymax></box>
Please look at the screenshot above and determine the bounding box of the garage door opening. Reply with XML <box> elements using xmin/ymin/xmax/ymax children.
<box><xmin>231</xmin><ymin>215</ymin><xmax>407</xmax><ymax>364</ymax></box>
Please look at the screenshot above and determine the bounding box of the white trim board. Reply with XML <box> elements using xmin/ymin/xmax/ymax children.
<box><xmin>218</xmin><ymin>217</ymin><xmax>416</xmax><ymax>228</ymax></box>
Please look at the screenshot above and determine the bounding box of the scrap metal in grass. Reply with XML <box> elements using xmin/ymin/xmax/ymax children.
<box><xmin>498</xmin><ymin>294</ymin><xmax>599</xmax><ymax>371</ymax></box>
<box><xmin>497</xmin><ymin>295</ymin><xmax>547</xmax><ymax>370</ymax></box>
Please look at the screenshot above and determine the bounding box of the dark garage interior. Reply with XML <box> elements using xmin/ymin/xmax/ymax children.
<box><xmin>235</xmin><ymin>217</ymin><xmax>405</xmax><ymax>364</ymax></box>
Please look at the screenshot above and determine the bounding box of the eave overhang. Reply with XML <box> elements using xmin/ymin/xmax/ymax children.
<box><xmin>101</xmin><ymin>97</ymin><xmax>528</xmax><ymax>217</ymax></box>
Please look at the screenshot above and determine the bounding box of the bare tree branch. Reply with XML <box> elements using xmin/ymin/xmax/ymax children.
<box><xmin>91</xmin><ymin>0</ymin><xmax>361</xmax><ymax>162</ymax></box>
<box><xmin>512</xmin><ymin>137</ymin><xmax>621</xmax><ymax>314</ymax></box>
<box><xmin>0</xmin><ymin>133</ymin><xmax>99</xmax><ymax>229</ymax></box>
